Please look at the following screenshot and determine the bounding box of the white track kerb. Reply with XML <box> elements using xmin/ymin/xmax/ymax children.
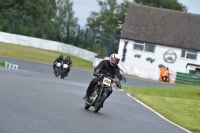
<box><xmin>1</xmin><ymin>60</ymin><xmax>19</xmax><ymax>70</ymax></box>
<box><xmin>127</xmin><ymin>93</ymin><xmax>192</xmax><ymax>133</ymax></box>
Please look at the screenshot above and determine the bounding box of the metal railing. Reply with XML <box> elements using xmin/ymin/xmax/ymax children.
<box><xmin>175</xmin><ymin>72</ymin><xmax>200</xmax><ymax>86</ymax></box>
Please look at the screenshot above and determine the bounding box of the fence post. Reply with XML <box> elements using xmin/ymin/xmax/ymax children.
<box><xmin>58</xmin><ymin>27</ymin><xmax>64</xmax><ymax>42</ymax></box>
<box><xmin>91</xmin><ymin>29</ymin><xmax>96</xmax><ymax>51</ymax></box>
<box><xmin>100</xmin><ymin>32</ymin><xmax>105</xmax><ymax>55</ymax></box>
<box><xmin>56</xmin><ymin>27</ymin><xmax>59</xmax><ymax>42</ymax></box>
<box><xmin>66</xmin><ymin>24</ymin><xmax>70</xmax><ymax>43</ymax></box>
<box><xmin>75</xmin><ymin>25</ymin><xmax>80</xmax><ymax>46</ymax></box>
<box><xmin>84</xmin><ymin>28</ymin><xmax>88</xmax><ymax>48</ymax></box>
<box><xmin>108</xmin><ymin>35</ymin><xmax>114</xmax><ymax>56</ymax></box>
<box><xmin>37</xmin><ymin>18</ymin><xmax>42</xmax><ymax>38</ymax></box>
<box><xmin>10</xmin><ymin>15</ymin><xmax>15</xmax><ymax>33</ymax></box>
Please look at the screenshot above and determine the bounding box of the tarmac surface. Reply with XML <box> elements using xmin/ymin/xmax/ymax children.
<box><xmin>0</xmin><ymin>57</ymin><xmax>189</xmax><ymax>133</ymax></box>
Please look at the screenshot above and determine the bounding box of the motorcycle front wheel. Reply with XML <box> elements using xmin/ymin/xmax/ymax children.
<box><xmin>61</xmin><ymin>72</ymin><xmax>64</xmax><ymax>79</ymax></box>
<box><xmin>84</xmin><ymin>102</ymin><xmax>91</xmax><ymax>110</ymax></box>
<box><xmin>94</xmin><ymin>88</ymin><xmax>108</xmax><ymax>113</ymax></box>
<box><xmin>55</xmin><ymin>71</ymin><xmax>58</xmax><ymax>77</ymax></box>
<box><xmin>94</xmin><ymin>96</ymin><xmax>105</xmax><ymax>113</ymax></box>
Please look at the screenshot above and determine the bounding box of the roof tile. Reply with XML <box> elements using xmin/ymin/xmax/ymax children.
<box><xmin>121</xmin><ymin>4</ymin><xmax>200</xmax><ymax>51</ymax></box>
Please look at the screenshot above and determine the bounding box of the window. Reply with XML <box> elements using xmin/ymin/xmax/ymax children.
<box><xmin>133</xmin><ymin>42</ymin><xmax>155</xmax><ymax>53</ymax></box>
<box><xmin>189</xmin><ymin>70</ymin><xmax>195</xmax><ymax>74</ymax></box>
<box><xmin>145</xmin><ymin>43</ymin><xmax>155</xmax><ymax>53</ymax></box>
<box><xmin>133</xmin><ymin>43</ymin><xmax>144</xmax><ymax>51</ymax></box>
<box><xmin>181</xmin><ymin>49</ymin><xmax>198</xmax><ymax>60</ymax></box>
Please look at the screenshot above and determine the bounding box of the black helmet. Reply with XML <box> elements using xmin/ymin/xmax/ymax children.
<box><xmin>59</xmin><ymin>55</ymin><xmax>63</xmax><ymax>60</ymax></box>
<box><xmin>66</xmin><ymin>56</ymin><xmax>70</xmax><ymax>60</ymax></box>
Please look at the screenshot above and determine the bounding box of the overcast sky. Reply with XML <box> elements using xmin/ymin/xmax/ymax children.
<box><xmin>72</xmin><ymin>0</ymin><xmax>200</xmax><ymax>27</ymax></box>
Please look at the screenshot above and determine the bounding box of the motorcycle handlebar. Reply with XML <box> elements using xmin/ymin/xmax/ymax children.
<box><xmin>93</xmin><ymin>73</ymin><xmax>121</xmax><ymax>88</ymax></box>
<box><xmin>93</xmin><ymin>73</ymin><xmax>103</xmax><ymax>77</ymax></box>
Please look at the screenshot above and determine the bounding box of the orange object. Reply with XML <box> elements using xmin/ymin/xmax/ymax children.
<box><xmin>159</xmin><ymin>67</ymin><xmax>166</xmax><ymax>81</ymax></box>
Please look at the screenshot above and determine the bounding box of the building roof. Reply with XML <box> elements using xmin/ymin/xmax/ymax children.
<box><xmin>121</xmin><ymin>4</ymin><xmax>200</xmax><ymax>51</ymax></box>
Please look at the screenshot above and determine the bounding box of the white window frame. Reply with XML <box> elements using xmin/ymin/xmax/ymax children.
<box><xmin>133</xmin><ymin>42</ymin><xmax>155</xmax><ymax>53</ymax></box>
<box><xmin>133</xmin><ymin>42</ymin><xmax>145</xmax><ymax>51</ymax></box>
<box><xmin>181</xmin><ymin>49</ymin><xmax>198</xmax><ymax>60</ymax></box>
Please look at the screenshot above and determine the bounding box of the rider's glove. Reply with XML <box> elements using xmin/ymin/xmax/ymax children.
<box><xmin>93</xmin><ymin>71</ymin><xmax>99</xmax><ymax>76</ymax></box>
<box><xmin>98</xmin><ymin>73</ymin><xmax>104</xmax><ymax>78</ymax></box>
<box><xmin>117</xmin><ymin>85</ymin><xmax>121</xmax><ymax>89</ymax></box>
<box><xmin>113</xmin><ymin>78</ymin><xmax>117</xmax><ymax>82</ymax></box>
<box><xmin>116</xmin><ymin>81</ymin><xmax>121</xmax><ymax>89</ymax></box>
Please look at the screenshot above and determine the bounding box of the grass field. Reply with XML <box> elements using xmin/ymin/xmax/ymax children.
<box><xmin>123</xmin><ymin>85</ymin><xmax>200</xmax><ymax>132</ymax></box>
<box><xmin>0</xmin><ymin>42</ymin><xmax>93</xmax><ymax>70</ymax></box>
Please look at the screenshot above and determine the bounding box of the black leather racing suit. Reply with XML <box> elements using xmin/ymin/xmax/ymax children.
<box><xmin>86</xmin><ymin>60</ymin><xmax>122</xmax><ymax>97</ymax></box>
<box><xmin>53</xmin><ymin>58</ymin><xmax>63</xmax><ymax>71</ymax></box>
<box><xmin>63</xmin><ymin>59</ymin><xmax>72</xmax><ymax>75</ymax></box>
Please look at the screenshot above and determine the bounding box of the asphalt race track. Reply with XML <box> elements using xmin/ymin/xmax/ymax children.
<box><xmin>0</xmin><ymin>57</ymin><xmax>189</xmax><ymax>133</ymax></box>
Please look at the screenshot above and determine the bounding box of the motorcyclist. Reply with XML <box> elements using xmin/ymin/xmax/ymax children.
<box><xmin>62</xmin><ymin>56</ymin><xmax>72</xmax><ymax>76</ymax></box>
<box><xmin>83</xmin><ymin>53</ymin><xmax>122</xmax><ymax>101</ymax></box>
<box><xmin>53</xmin><ymin>54</ymin><xmax>63</xmax><ymax>73</ymax></box>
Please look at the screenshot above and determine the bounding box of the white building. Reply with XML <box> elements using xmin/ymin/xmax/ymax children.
<box><xmin>118</xmin><ymin>4</ymin><xmax>200</xmax><ymax>81</ymax></box>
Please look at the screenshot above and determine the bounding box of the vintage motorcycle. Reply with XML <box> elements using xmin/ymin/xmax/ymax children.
<box><xmin>54</xmin><ymin>62</ymin><xmax>62</xmax><ymax>77</ymax></box>
<box><xmin>61</xmin><ymin>63</ymin><xmax>69</xmax><ymax>79</ymax></box>
<box><xmin>84</xmin><ymin>73</ymin><xmax>126</xmax><ymax>113</ymax></box>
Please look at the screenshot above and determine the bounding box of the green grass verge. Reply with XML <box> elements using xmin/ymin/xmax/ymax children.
<box><xmin>123</xmin><ymin>85</ymin><xmax>200</xmax><ymax>132</ymax></box>
<box><xmin>0</xmin><ymin>42</ymin><xmax>93</xmax><ymax>70</ymax></box>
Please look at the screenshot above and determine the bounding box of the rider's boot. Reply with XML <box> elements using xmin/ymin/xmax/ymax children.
<box><xmin>83</xmin><ymin>94</ymin><xmax>89</xmax><ymax>101</ymax></box>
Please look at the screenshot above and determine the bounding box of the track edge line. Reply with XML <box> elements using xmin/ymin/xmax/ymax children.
<box><xmin>127</xmin><ymin>93</ymin><xmax>192</xmax><ymax>133</ymax></box>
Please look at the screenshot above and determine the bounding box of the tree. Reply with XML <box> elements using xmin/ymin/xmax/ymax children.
<box><xmin>0</xmin><ymin>0</ymin><xmax>55</xmax><ymax>37</ymax></box>
<box><xmin>86</xmin><ymin>0</ymin><xmax>131</xmax><ymax>53</ymax></box>
<box><xmin>134</xmin><ymin>0</ymin><xmax>187</xmax><ymax>12</ymax></box>
<box><xmin>55</xmin><ymin>0</ymin><xmax>78</xmax><ymax>27</ymax></box>
<box><xmin>55</xmin><ymin>0</ymin><xmax>78</xmax><ymax>43</ymax></box>
<box><xmin>86</xmin><ymin>0</ymin><xmax>119</xmax><ymax>34</ymax></box>
<box><xmin>0</xmin><ymin>0</ymin><xmax>78</xmax><ymax>42</ymax></box>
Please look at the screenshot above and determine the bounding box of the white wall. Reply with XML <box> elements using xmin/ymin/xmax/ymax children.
<box><xmin>118</xmin><ymin>39</ymin><xmax>200</xmax><ymax>80</ymax></box>
<box><xmin>0</xmin><ymin>31</ymin><xmax>97</xmax><ymax>62</ymax></box>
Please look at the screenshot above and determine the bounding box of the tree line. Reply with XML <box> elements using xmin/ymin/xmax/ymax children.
<box><xmin>0</xmin><ymin>0</ymin><xmax>78</xmax><ymax>41</ymax></box>
<box><xmin>0</xmin><ymin>0</ymin><xmax>187</xmax><ymax>54</ymax></box>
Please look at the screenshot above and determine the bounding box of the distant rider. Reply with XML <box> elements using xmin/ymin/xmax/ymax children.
<box><xmin>63</xmin><ymin>56</ymin><xmax>72</xmax><ymax>76</ymax></box>
<box><xmin>53</xmin><ymin>54</ymin><xmax>63</xmax><ymax>73</ymax></box>
<box><xmin>83</xmin><ymin>53</ymin><xmax>122</xmax><ymax>101</ymax></box>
